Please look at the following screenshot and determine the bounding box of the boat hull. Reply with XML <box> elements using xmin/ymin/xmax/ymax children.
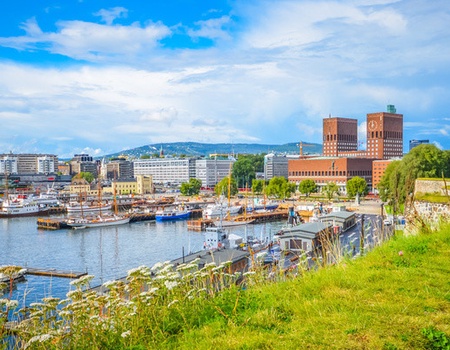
<box><xmin>67</xmin><ymin>216</ymin><xmax>130</xmax><ymax>228</ymax></box>
<box><xmin>155</xmin><ymin>211</ymin><xmax>191</xmax><ymax>221</ymax></box>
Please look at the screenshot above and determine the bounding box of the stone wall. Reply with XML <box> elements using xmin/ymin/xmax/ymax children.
<box><xmin>414</xmin><ymin>178</ymin><xmax>450</xmax><ymax>196</ymax></box>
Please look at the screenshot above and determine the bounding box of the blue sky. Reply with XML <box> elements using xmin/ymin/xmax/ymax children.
<box><xmin>0</xmin><ymin>0</ymin><xmax>449</xmax><ymax>158</ymax></box>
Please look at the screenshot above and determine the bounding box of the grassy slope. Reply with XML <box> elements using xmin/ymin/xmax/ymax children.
<box><xmin>172</xmin><ymin>227</ymin><xmax>450</xmax><ymax>350</ymax></box>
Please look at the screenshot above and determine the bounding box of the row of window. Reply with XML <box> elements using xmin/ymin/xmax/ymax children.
<box><xmin>289</xmin><ymin>170</ymin><xmax>371</xmax><ymax>177</ymax></box>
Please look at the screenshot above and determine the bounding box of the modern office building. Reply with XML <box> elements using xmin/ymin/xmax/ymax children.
<box><xmin>102</xmin><ymin>158</ymin><xmax>134</xmax><ymax>180</ymax></box>
<box><xmin>69</xmin><ymin>154</ymin><xmax>98</xmax><ymax>177</ymax></box>
<box><xmin>409</xmin><ymin>139</ymin><xmax>429</xmax><ymax>151</ymax></box>
<box><xmin>133</xmin><ymin>158</ymin><xmax>193</xmax><ymax>185</ymax></box>
<box><xmin>195</xmin><ymin>158</ymin><xmax>235</xmax><ymax>188</ymax></box>
<box><xmin>264</xmin><ymin>153</ymin><xmax>300</xmax><ymax>180</ymax></box>
<box><xmin>0</xmin><ymin>153</ymin><xmax>58</xmax><ymax>174</ymax></box>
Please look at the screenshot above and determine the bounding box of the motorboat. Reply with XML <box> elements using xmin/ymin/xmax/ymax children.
<box><xmin>155</xmin><ymin>208</ymin><xmax>191</xmax><ymax>221</ymax></box>
<box><xmin>203</xmin><ymin>203</ymin><xmax>242</xmax><ymax>219</ymax></box>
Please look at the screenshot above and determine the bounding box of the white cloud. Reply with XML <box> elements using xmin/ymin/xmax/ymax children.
<box><xmin>187</xmin><ymin>16</ymin><xmax>232</xmax><ymax>41</ymax></box>
<box><xmin>94</xmin><ymin>7</ymin><xmax>128</xmax><ymax>25</ymax></box>
<box><xmin>0</xmin><ymin>18</ymin><xmax>171</xmax><ymax>61</ymax></box>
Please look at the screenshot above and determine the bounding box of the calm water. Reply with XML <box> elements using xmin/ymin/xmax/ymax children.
<box><xmin>1</xmin><ymin>216</ymin><xmax>285</xmax><ymax>305</ymax></box>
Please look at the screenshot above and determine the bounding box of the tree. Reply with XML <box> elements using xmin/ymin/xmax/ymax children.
<box><xmin>180</xmin><ymin>178</ymin><xmax>202</xmax><ymax>196</ymax></box>
<box><xmin>252</xmin><ymin>179</ymin><xmax>265</xmax><ymax>194</ymax></box>
<box><xmin>232</xmin><ymin>154</ymin><xmax>265</xmax><ymax>188</ymax></box>
<box><xmin>377</xmin><ymin>144</ymin><xmax>450</xmax><ymax>211</ymax></box>
<box><xmin>346</xmin><ymin>176</ymin><xmax>368</xmax><ymax>198</ymax></box>
<box><xmin>323</xmin><ymin>182</ymin><xmax>339</xmax><ymax>200</ymax></box>
<box><xmin>140</xmin><ymin>154</ymin><xmax>151</xmax><ymax>159</ymax></box>
<box><xmin>214</xmin><ymin>176</ymin><xmax>238</xmax><ymax>198</ymax></box>
<box><xmin>266</xmin><ymin>176</ymin><xmax>296</xmax><ymax>199</ymax></box>
<box><xmin>298</xmin><ymin>179</ymin><xmax>317</xmax><ymax>197</ymax></box>
<box><xmin>76</xmin><ymin>172</ymin><xmax>94</xmax><ymax>183</ymax></box>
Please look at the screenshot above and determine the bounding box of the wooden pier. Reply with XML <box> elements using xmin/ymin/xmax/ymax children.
<box><xmin>26</xmin><ymin>267</ymin><xmax>87</xmax><ymax>278</ymax></box>
<box><xmin>37</xmin><ymin>218</ymin><xmax>70</xmax><ymax>230</ymax></box>
<box><xmin>187</xmin><ymin>210</ymin><xmax>289</xmax><ymax>231</ymax></box>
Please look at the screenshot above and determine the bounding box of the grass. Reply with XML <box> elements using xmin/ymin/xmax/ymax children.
<box><xmin>415</xmin><ymin>192</ymin><xmax>450</xmax><ymax>204</ymax></box>
<box><xmin>2</xmin><ymin>223</ymin><xmax>450</xmax><ymax>349</ymax></box>
<box><xmin>172</xmin><ymin>227</ymin><xmax>450</xmax><ymax>350</ymax></box>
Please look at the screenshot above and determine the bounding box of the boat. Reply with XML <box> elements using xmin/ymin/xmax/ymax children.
<box><xmin>67</xmin><ymin>214</ymin><xmax>130</xmax><ymax>228</ymax></box>
<box><xmin>155</xmin><ymin>208</ymin><xmax>191</xmax><ymax>221</ymax></box>
<box><xmin>66</xmin><ymin>172</ymin><xmax>129</xmax><ymax>228</ymax></box>
<box><xmin>66</xmin><ymin>202</ymin><xmax>112</xmax><ymax>214</ymax></box>
<box><xmin>0</xmin><ymin>171</ymin><xmax>49</xmax><ymax>217</ymax></box>
<box><xmin>246</xmin><ymin>200</ymin><xmax>279</xmax><ymax>212</ymax></box>
<box><xmin>203</xmin><ymin>203</ymin><xmax>242</xmax><ymax>218</ymax></box>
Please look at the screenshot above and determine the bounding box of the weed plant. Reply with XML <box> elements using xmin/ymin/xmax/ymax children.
<box><xmin>1</xmin><ymin>217</ymin><xmax>450</xmax><ymax>349</ymax></box>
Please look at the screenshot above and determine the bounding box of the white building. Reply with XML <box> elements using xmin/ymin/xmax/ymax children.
<box><xmin>264</xmin><ymin>153</ymin><xmax>299</xmax><ymax>180</ymax></box>
<box><xmin>132</xmin><ymin>157</ymin><xmax>235</xmax><ymax>187</ymax></box>
<box><xmin>0</xmin><ymin>155</ymin><xmax>18</xmax><ymax>174</ymax></box>
<box><xmin>195</xmin><ymin>158</ymin><xmax>235</xmax><ymax>188</ymax></box>
<box><xmin>133</xmin><ymin>158</ymin><xmax>193</xmax><ymax>185</ymax></box>
<box><xmin>0</xmin><ymin>153</ymin><xmax>58</xmax><ymax>174</ymax></box>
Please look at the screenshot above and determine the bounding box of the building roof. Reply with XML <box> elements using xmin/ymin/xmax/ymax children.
<box><xmin>321</xmin><ymin>211</ymin><xmax>355</xmax><ymax>220</ymax></box>
<box><xmin>277</xmin><ymin>222</ymin><xmax>332</xmax><ymax>237</ymax></box>
<box><xmin>171</xmin><ymin>248</ymin><xmax>249</xmax><ymax>267</ymax></box>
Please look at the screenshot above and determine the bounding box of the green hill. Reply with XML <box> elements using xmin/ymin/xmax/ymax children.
<box><xmin>105</xmin><ymin>141</ymin><xmax>322</xmax><ymax>159</ymax></box>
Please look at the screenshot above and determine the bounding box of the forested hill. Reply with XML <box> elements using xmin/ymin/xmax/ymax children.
<box><xmin>105</xmin><ymin>142</ymin><xmax>322</xmax><ymax>159</ymax></box>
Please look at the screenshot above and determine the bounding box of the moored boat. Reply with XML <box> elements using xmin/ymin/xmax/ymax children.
<box><xmin>67</xmin><ymin>214</ymin><xmax>130</xmax><ymax>228</ymax></box>
<box><xmin>155</xmin><ymin>208</ymin><xmax>191</xmax><ymax>221</ymax></box>
<box><xmin>0</xmin><ymin>197</ymin><xmax>49</xmax><ymax>218</ymax></box>
<box><xmin>66</xmin><ymin>202</ymin><xmax>112</xmax><ymax>214</ymax></box>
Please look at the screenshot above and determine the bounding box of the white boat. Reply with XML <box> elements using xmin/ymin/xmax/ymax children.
<box><xmin>0</xmin><ymin>197</ymin><xmax>48</xmax><ymax>217</ymax></box>
<box><xmin>66</xmin><ymin>202</ymin><xmax>112</xmax><ymax>214</ymax></box>
<box><xmin>67</xmin><ymin>214</ymin><xmax>130</xmax><ymax>228</ymax></box>
<box><xmin>203</xmin><ymin>203</ymin><xmax>242</xmax><ymax>219</ymax></box>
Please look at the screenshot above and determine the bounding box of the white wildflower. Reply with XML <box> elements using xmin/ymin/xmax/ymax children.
<box><xmin>164</xmin><ymin>280</ymin><xmax>178</xmax><ymax>290</ymax></box>
<box><xmin>121</xmin><ymin>330</ymin><xmax>131</xmax><ymax>338</ymax></box>
<box><xmin>151</xmin><ymin>262</ymin><xmax>164</xmax><ymax>272</ymax></box>
<box><xmin>70</xmin><ymin>274</ymin><xmax>94</xmax><ymax>286</ymax></box>
<box><xmin>243</xmin><ymin>271</ymin><xmax>256</xmax><ymax>276</ymax></box>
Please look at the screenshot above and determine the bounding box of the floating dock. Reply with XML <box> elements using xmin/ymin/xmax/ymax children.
<box><xmin>26</xmin><ymin>267</ymin><xmax>87</xmax><ymax>279</ymax></box>
<box><xmin>37</xmin><ymin>218</ymin><xmax>70</xmax><ymax>230</ymax></box>
<box><xmin>187</xmin><ymin>210</ymin><xmax>289</xmax><ymax>231</ymax></box>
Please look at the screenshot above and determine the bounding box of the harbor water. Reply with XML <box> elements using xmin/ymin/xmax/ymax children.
<box><xmin>1</xmin><ymin>216</ymin><xmax>285</xmax><ymax>305</ymax></box>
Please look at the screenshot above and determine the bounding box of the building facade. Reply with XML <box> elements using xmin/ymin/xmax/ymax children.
<box><xmin>409</xmin><ymin>139</ymin><xmax>429</xmax><ymax>151</ymax></box>
<box><xmin>323</xmin><ymin>117</ymin><xmax>358</xmax><ymax>157</ymax></box>
<box><xmin>264</xmin><ymin>154</ymin><xmax>300</xmax><ymax>180</ymax></box>
<box><xmin>102</xmin><ymin>159</ymin><xmax>134</xmax><ymax>180</ymax></box>
<box><xmin>288</xmin><ymin>156</ymin><xmax>373</xmax><ymax>194</ymax></box>
<box><xmin>195</xmin><ymin>158</ymin><xmax>235</xmax><ymax>188</ymax></box>
<box><xmin>133</xmin><ymin>158</ymin><xmax>193</xmax><ymax>185</ymax></box>
<box><xmin>366</xmin><ymin>107</ymin><xmax>403</xmax><ymax>159</ymax></box>
<box><xmin>69</xmin><ymin>154</ymin><xmax>98</xmax><ymax>177</ymax></box>
<box><xmin>0</xmin><ymin>153</ymin><xmax>58</xmax><ymax>174</ymax></box>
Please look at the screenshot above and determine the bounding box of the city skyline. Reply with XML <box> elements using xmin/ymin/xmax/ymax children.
<box><xmin>1</xmin><ymin>0</ymin><xmax>449</xmax><ymax>158</ymax></box>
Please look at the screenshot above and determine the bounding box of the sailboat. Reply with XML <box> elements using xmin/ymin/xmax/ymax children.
<box><xmin>67</xmin><ymin>175</ymin><xmax>130</xmax><ymax>228</ymax></box>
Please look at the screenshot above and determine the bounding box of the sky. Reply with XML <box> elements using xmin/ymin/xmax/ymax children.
<box><xmin>0</xmin><ymin>0</ymin><xmax>449</xmax><ymax>158</ymax></box>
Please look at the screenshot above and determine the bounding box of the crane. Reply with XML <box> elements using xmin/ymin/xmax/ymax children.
<box><xmin>296</xmin><ymin>141</ymin><xmax>316</xmax><ymax>156</ymax></box>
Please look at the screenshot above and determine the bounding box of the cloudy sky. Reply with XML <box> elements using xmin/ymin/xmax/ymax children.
<box><xmin>0</xmin><ymin>0</ymin><xmax>449</xmax><ymax>158</ymax></box>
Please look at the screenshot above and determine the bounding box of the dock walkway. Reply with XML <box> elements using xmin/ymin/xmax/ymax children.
<box><xmin>26</xmin><ymin>267</ymin><xmax>87</xmax><ymax>279</ymax></box>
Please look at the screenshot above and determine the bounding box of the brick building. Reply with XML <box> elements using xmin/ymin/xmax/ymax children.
<box><xmin>288</xmin><ymin>156</ymin><xmax>373</xmax><ymax>194</ymax></box>
<box><xmin>289</xmin><ymin>105</ymin><xmax>403</xmax><ymax>193</ymax></box>
<box><xmin>323</xmin><ymin>117</ymin><xmax>358</xmax><ymax>156</ymax></box>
